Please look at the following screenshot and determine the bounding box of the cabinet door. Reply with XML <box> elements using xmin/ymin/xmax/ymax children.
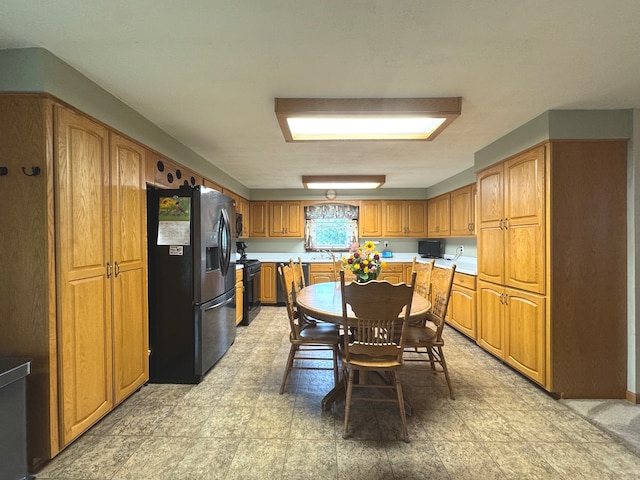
<box><xmin>450</xmin><ymin>184</ymin><xmax>475</xmax><ymax>236</ymax></box>
<box><xmin>269</xmin><ymin>201</ymin><xmax>303</xmax><ymax>237</ymax></box>
<box><xmin>55</xmin><ymin>106</ymin><xmax>114</xmax><ymax>445</ymax></box>
<box><xmin>260</xmin><ymin>262</ymin><xmax>277</xmax><ymax>303</ymax></box>
<box><xmin>504</xmin><ymin>288</ymin><xmax>545</xmax><ymax>385</ymax></box>
<box><xmin>427</xmin><ymin>194</ymin><xmax>450</xmax><ymax>237</ymax></box>
<box><xmin>109</xmin><ymin>133</ymin><xmax>149</xmax><ymax>405</ymax></box>
<box><xmin>235</xmin><ymin>269</ymin><xmax>244</xmax><ymax>326</ymax></box>
<box><xmin>477</xmin><ymin>164</ymin><xmax>505</xmax><ymax>285</ymax></box>
<box><xmin>447</xmin><ymin>286</ymin><xmax>476</xmax><ymax>339</ymax></box>
<box><xmin>405</xmin><ymin>200</ymin><xmax>428</xmax><ymax>237</ymax></box>
<box><xmin>382</xmin><ymin>200</ymin><xmax>405</xmax><ymax>236</ymax></box>
<box><xmin>359</xmin><ymin>200</ymin><xmax>382</xmax><ymax>237</ymax></box>
<box><xmin>249</xmin><ymin>201</ymin><xmax>268</xmax><ymax>237</ymax></box>
<box><xmin>504</xmin><ymin>147</ymin><xmax>546</xmax><ymax>294</ymax></box>
<box><xmin>238</xmin><ymin>197</ymin><xmax>250</xmax><ymax>238</ymax></box>
<box><xmin>477</xmin><ymin>281</ymin><xmax>504</xmax><ymax>358</ymax></box>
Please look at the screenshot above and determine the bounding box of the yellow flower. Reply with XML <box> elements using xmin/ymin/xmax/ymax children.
<box><xmin>353</xmin><ymin>263</ymin><xmax>361</xmax><ymax>271</ymax></box>
<box><xmin>364</xmin><ymin>241</ymin><xmax>375</xmax><ymax>250</ymax></box>
<box><xmin>363</xmin><ymin>266</ymin><xmax>369</xmax><ymax>274</ymax></box>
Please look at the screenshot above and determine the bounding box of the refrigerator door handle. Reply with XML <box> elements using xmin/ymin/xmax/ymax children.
<box><xmin>219</xmin><ymin>208</ymin><xmax>232</xmax><ymax>276</ymax></box>
<box><xmin>204</xmin><ymin>296</ymin><xmax>234</xmax><ymax>312</ymax></box>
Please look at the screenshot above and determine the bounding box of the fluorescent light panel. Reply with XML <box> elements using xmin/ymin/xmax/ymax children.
<box><xmin>302</xmin><ymin>175</ymin><xmax>385</xmax><ymax>189</ymax></box>
<box><xmin>275</xmin><ymin>97</ymin><xmax>461</xmax><ymax>142</ymax></box>
<box><xmin>287</xmin><ymin>116</ymin><xmax>446</xmax><ymax>140</ymax></box>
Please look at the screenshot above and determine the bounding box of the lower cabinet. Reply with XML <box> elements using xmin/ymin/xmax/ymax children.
<box><xmin>309</xmin><ymin>263</ymin><xmax>335</xmax><ymax>284</ymax></box>
<box><xmin>235</xmin><ymin>268</ymin><xmax>244</xmax><ymax>325</ymax></box>
<box><xmin>378</xmin><ymin>262</ymin><xmax>404</xmax><ymax>283</ymax></box>
<box><xmin>477</xmin><ymin>280</ymin><xmax>545</xmax><ymax>385</ymax></box>
<box><xmin>260</xmin><ymin>262</ymin><xmax>277</xmax><ymax>304</ymax></box>
<box><xmin>446</xmin><ymin>272</ymin><xmax>477</xmax><ymax>339</ymax></box>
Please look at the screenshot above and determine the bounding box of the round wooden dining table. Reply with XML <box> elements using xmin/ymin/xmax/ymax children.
<box><xmin>295</xmin><ymin>281</ymin><xmax>431</xmax><ymax>412</ymax></box>
<box><xmin>295</xmin><ymin>281</ymin><xmax>431</xmax><ymax>325</ymax></box>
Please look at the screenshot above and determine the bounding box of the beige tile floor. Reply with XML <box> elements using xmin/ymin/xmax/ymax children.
<box><xmin>36</xmin><ymin>306</ymin><xmax>640</xmax><ymax>479</ymax></box>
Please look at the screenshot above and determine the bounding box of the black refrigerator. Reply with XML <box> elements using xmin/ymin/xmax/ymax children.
<box><xmin>147</xmin><ymin>185</ymin><xmax>237</xmax><ymax>383</ymax></box>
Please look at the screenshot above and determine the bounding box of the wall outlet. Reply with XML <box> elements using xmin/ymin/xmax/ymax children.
<box><xmin>384</xmin><ymin>241</ymin><xmax>389</xmax><ymax>249</ymax></box>
<box><xmin>458</xmin><ymin>245</ymin><xmax>464</xmax><ymax>253</ymax></box>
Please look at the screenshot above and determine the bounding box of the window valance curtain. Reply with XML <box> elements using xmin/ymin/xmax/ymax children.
<box><xmin>304</xmin><ymin>203</ymin><xmax>359</xmax><ymax>220</ymax></box>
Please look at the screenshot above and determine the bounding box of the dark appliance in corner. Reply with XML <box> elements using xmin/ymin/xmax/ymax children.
<box><xmin>236</xmin><ymin>241</ymin><xmax>262</xmax><ymax>325</ymax></box>
<box><xmin>147</xmin><ymin>185</ymin><xmax>237</xmax><ymax>384</ymax></box>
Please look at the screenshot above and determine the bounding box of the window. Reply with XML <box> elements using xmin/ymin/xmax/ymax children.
<box><xmin>304</xmin><ymin>204</ymin><xmax>358</xmax><ymax>251</ymax></box>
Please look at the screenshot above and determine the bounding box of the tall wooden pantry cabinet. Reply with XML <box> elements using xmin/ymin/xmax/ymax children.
<box><xmin>476</xmin><ymin>140</ymin><xmax>627</xmax><ymax>398</ymax></box>
<box><xmin>0</xmin><ymin>94</ymin><xmax>149</xmax><ymax>472</ymax></box>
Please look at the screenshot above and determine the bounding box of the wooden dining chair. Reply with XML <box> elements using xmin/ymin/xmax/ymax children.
<box><xmin>339</xmin><ymin>270</ymin><xmax>416</xmax><ymax>442</ymax></box>
<box><xmin>411</xmin><ymin>257</ymin><xmax>435</xmax><ymax>302</ymax></box>
<box><xmin>332</xmin><ymin>253</ymin><xmax>354</xmax><ymax>283</ymax></box>
<box><xmin>278</xmin><ymin>263</ymin><xmax>341</xmax><ymax>394</ymax></box>
<box><xmin>289</xmin><ymin>257</ymin><xmax>306</xmax><ymax>293</ymax></box>
<box><xmin>403</xmin><ymin>265</ymin><xmax>457</xmax><ymax>399</ymax></box>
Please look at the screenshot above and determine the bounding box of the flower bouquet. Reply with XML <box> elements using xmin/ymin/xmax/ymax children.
<box><xmin>342</xmin><ymin>241</ymin><xmax>386</xmax><ymax>283</ymax></box>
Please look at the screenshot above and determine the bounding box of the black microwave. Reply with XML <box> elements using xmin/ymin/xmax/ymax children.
<box><xmin>418</xmin><ymin>240</ymin><xmax>442</xmax><ymax>258</ymax></box>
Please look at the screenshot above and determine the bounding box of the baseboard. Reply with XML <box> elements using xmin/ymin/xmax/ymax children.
<box><xmin>626</xmin><ymin>390</ymin><xmax>639</xmax><ymax>404</ymax></box>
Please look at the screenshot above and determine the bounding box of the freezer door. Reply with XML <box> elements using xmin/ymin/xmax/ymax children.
<box><xmin>194</xmin><ymin>289</ymin><xmax>236</xmax><ymax>377</ymax></box>
<box><xmin>194</xmin><ymin>187</ymin><xmax>236</xmax><ymax>303</ymax></box>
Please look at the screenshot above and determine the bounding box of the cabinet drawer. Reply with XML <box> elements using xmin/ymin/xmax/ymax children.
<box><xmin>382</xmin><ymin>262</ymin><xmax>403</xmax><ymax>273</ymax></box>
<box><xmin>453</xmin><ymin>272</ymin><xmax>476</xmax><ymax>289</ymax></box>
<box><xmin>310</xmin><ymin>262</ymin><xmax>333</xmax><ymax>273</ymax></box>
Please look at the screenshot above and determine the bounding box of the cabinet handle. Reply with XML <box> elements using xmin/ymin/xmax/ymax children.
<box><xmin>114</xmin><ymin>261</ymin><xmax>120</xmax><ymax>277</ymax></box>
<box><xmin>503</xmin><ymin>293</ymin><xmax>509</xmax><ymax>305</ymax></box>
<box><xmin>503</xmin><ymin>218</ymin><xmax>509</xmax><ymax>230</ymax></box>
<box><xmin>106</xmin><ymin>262</ymin><xmax>112</xmax><ymax>278</ymax></box>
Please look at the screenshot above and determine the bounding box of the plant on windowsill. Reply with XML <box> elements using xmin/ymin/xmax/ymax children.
<box><xmin>342</xmin><ymin>241</ymin><xmax>386</xmax><ymax>283</ymax></box>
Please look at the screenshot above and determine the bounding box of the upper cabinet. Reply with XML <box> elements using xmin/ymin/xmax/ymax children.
<box><xmin>222</xmin><ymin>188</ymin><xmax>250</xmax><ymax>238</ymax></box>
<box><xmin>249</xmin><ymin>201</ymin><xmax>268</xmax><ymax>237</ymax></box>
<box><xmin>269</xmin><ymin>201</ymin><xmax>303</xmax><ymax>237</ymax></box>
<box><xmin>450</xmin><ymin>184</ymin><xmax>476</xmax><ymax>236</ymax></box>
<box><xmin>146</xmin><ymin>153</ymin><xmax>203</xmax><ymax>188</ymax></box>
<box><xmin>382</xmin><ymin>200</ymin><xmax>428</xmax><ymax>237</ymax></box>
<box><xmin>427</xmin><ymin>193</ymin><xmax>451</xmax><ymax>237</ymax></box>
<box><xmin>359</xmin><ymin>200</ymin><xmax>383</xmax><ymax>237</ymax></box>
<box><xmin>477</xmin><ymin>147</ymin><xmax>545</xmax><ymax>293</ymax></box>
<box><xmin>426</xmin><ymin>184</ymin><xmax>476</xmax><ymax>239</ymax></box>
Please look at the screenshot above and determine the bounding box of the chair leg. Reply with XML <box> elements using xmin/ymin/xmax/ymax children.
<box><xmin>426</xmin><ymin>347</ymin><xmax>437</xmax><ymax>371</ymax></box>
<box><xmin>437</xmin><ymin>346</ymin><xmax>455</xmax><ymax>400</ymax></box>
<box><xmin>332</xmin><ymin>345</ymin><xmax>339</xmax><ymax>387</ymax></box>
<box><xmin>279</xmin><ymin>344</ymin><xmax>298</xmax><ymax>394</ymax></box>
<box><xmin>343</xmin><ymin>367</ymin><xmax>355</xmax><ymax>439</ymax></box>
<box><xmin>393</xmin><ymin>370</ymin><xmax>410</xmax><ymax>443</ymax></box>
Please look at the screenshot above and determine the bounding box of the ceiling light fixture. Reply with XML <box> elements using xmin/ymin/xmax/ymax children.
<box><xmin>275</xmin><ymin>97</ymin><xmax>461</xmax><ymax>142</ymax></box>
<box><xmin>302</xmin><ymin>175</ymin><xmax>385</xmax><ymax>189</ymax></box>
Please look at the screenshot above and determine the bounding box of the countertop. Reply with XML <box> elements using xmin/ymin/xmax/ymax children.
<box><xmin>241</xmin><ymin>253</ymin><xmax>477</xmax><ymax>276</ymax></box>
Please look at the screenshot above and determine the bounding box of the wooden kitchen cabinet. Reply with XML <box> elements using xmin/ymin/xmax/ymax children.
<box><xmin>259</xmin><ymin>262</ymin><xmax>277</xmax><ymax>304</ymax></box>
<box><xmin>147</xmin><ymin>152</ymin><xmax>202</xmax><ymax>188</ymax></box>
<box><xmin>476</xmin><ymin>140</ymin><xmax>628</xmax><ymax>398</ymax></box>
<box><xmin>249</xmin><ymin>201</ymin><xmax>268</xmax><ymax>237</ymax></box>
<box><xmin>477</xmin><ymin>147</ymin><xmax>545</xmax><ymax>294</ymax></box>
<box><xmin>0</xmin><ymin>95</ymin><xmax>149</xmax><ymax>469</ymax></box>
<box><xmin>235</xmin><ymin>268</ymin><xmax>244</xmax><ymax>325</ymax></box>
<box><xmin>359</xmin><ymin>200</ymin><xmax>383</xmax><ymax>237</ymax></box>
<box><xmin>309</xmin><ymin>263</ymin><xmax>335</xmax><ymax>284</ymax></box>
<box><xmin>382</xmin><ymin>200</ymin><xmax>428</xmax><ymax>237</ymax></box>
<box><xmin>378</xmin><ymin>262</ymin><xmax>404</xmax><ymax>283</ymax></box>
<box><xmin>450</xmin><ymin>184</ymin><xmax>476</xmax><ymax>236</ymax></box>
<box><xmin>223</xmin><ymin>188</ymin><xmax>250</xmax><ymax>238</ymax></box>
<box><xmin>446</xmin><ymin>272</ymin><xmax>477</xmax><ymax>339</ymax></box>
<box><xmin>427</xmin><ymin>193</ymin><xmax>451</xmax><ymax>237</ymax></box>
<box><xmin>269</xmin><ymin>201</ymin><xmax>303</xmax><ymax>237</ymax></box>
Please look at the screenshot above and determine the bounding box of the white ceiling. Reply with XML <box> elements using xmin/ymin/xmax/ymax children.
<box><xmin>1</xmin><ymin>1</ymin><xmax>639</xmax><ymax>190</ymax></box>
